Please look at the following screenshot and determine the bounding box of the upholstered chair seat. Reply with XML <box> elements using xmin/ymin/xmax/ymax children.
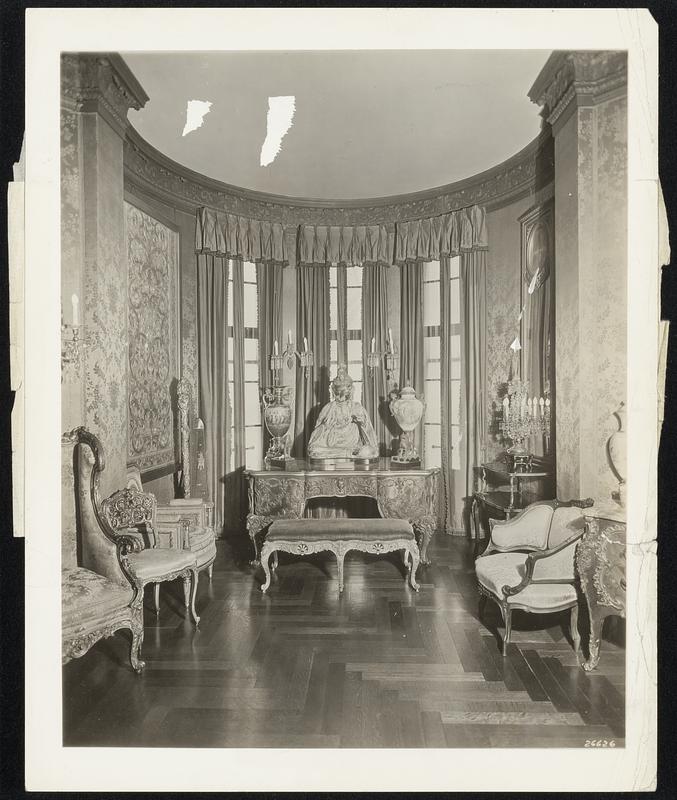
<box><xmin>61</xmin><ymin>428</ymin><xmax>144</xmax><ymax>672</ymax></box>
<box><xmin>475</xmin><ymin>498</ymin><xmax>593</xmax><ymax>655</ymax></box>
<box><xmin>62</xmin><ymin>567</ymin><xmax>133</xmax><ymax>629</ymax></box>
<box><xmin>126</xmin><ymin>548</ymin><xmax>197</xmax><ymax>582</ymax></box>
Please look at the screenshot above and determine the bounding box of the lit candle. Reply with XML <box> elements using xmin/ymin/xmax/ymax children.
<box><xmin>273</xmin><ymin>340</ymin><xmax>279</xmax><ymax>355</ymax></box>
<box><xmin>288</xmin><ymin>329</ymin><xmax>292</xmax><ymax>345</ymax></box>
<box><xmin>303</xmin><ymin>336</ymin><xmax>308</xmax><ymax>353</ymax></box>
<box><xmin>371</xmin><ymin>337</ymin><xmax>375</xmax><ymax>353</ymax></box>
<box><xmin>71</xmin><ymin>293</ymin><xmax>79</xmax><ymax>326</ymax></box>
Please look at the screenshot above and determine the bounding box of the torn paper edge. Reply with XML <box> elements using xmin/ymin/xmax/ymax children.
<box><xmin>182</xmin><ymin>99</ymin><xmax>212</xmax><ymax>137</ymax></box>
<box><xmin>8</xmin><ymin>138</ymin><xmax>24</xmax><ymax>537</ymax></box>
<box><xmin>260</xmin><ymin>95</ymin><xmax>295</xmax><ymax>166</ymax></box>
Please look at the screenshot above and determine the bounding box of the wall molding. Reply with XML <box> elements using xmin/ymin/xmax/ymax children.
<box><xmin>124</xmin><ymin>126</ymin><xmax>554</xmax><ymax>228</ymax></box>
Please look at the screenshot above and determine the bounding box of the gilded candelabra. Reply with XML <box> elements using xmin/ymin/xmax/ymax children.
<box><xmin>499</xmin><ymin>379</ymin><xmax>550</xmax><ymax>457</ymax></box>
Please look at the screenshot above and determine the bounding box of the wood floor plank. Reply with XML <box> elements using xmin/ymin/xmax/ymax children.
<box><xmin>62</xmin><ymin>536</ymin><xmax>625</xmax><ymax>749</ymax></box>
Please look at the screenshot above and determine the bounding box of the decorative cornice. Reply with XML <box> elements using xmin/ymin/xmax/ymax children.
<box><xmin>123</xmin><ymin>126</ymin><xmax>553</xmax><ymax>227</ymax></box>
<box><xmin>61</xmin><ymin>53</ymin><xmax>149</xmax><ymax>138</ymax></box>
<box><xmin>528</xmin><ymin>51</ymin><xmax>627</xmax><ymax>131</ymax></box>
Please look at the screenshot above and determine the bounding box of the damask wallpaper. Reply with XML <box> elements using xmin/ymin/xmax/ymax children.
<box><xmin>125</xmin><ymin>202</ymin><xmax>180</xmax><ymax>472</ymax></box>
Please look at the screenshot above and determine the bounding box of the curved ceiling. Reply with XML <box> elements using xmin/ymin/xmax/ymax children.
<box><xmin>123</xmin><ymin>50</ymin><xmax>550</xmax><ymax>200</ymax></box>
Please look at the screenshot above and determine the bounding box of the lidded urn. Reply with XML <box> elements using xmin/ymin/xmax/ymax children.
<box><xmin>262</xmin><ymin>385</ymin><xmax>293</xmax><ymax>465</ymax></box>
<box><xmin>390</xmin><ymin>383</ymin><xmax>425</xmax><ymax>467</ymax></box>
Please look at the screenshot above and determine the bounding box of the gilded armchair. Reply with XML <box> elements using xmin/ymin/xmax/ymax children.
<box><xmin>475</xmin><ymin>498</ymin><xmax>593</xmax><ymax>656</ymax></box>
<box><xmin>126</xmin><ymin>466</ymin><xmax>216</xmax><ymax>598</ymax></box>
<box><xmin>61</xmin><ymin>427</ymin><xmax>144</xmax><ymax>672</ymax></box>
<box><xmin>101</xmin><ymin>484</ymin><xmax>201</xmax><ymax>627</ymax></box>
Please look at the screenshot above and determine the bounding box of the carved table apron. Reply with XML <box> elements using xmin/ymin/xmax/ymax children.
<box><xmin>576</xmin><ymin>509</ymin><xmax>626</xmax><ymax>671</ymax></box>
<box><xmin>245</xmin><ymin>461</ymin><xmax>440</xmax><ymax>565</ymax></box>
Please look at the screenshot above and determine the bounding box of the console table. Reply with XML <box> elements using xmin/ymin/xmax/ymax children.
<box><xmin>576</xmin><ymin>504</ymin><xmax>626</xmax><ymax>671</ymax></box>
<box><xmin>245</xmin><ymin>459</ymin><xmax>440</xmax><ymax>565</ymax></box>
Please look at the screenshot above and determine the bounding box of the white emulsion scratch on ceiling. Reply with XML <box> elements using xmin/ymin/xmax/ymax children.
<box><xmin>260</xmin><ymin>96</ymin><xmax>295</xmax><ymax>167</ymax></box>
<box><xmin>182</xmin><ymin>100</ymin><xmax>213</xmax><ymax>137</ymax></box>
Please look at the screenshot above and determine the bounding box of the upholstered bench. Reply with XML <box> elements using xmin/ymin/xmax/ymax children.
<box><xmin>260</xmin><ymin>518</ymin><xmax>421</xmax><ymax>593</ymax></box>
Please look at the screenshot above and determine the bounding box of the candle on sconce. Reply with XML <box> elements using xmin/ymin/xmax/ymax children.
<box><xmin>388</xmin><ymin>328</ymin><xmax>394</xmax><ymax>351</ymax></box>
<box><xmin>371</xmin><ymin>337</ymin><xmax>375</xmax><ymax>353</ymax></box>
<box><xmin>288</xmin><ymin>329</ymin><xmax>293</xmax><ymax>345</ymax></box>
<box><xmin>273</xmin><ymin>340</ymin><xmax>279</xmax><ymax>355</ymax></box>
<box><xmin>71</xmin><ymin>293</ymin><xmax>80</xmax><ymax>326</ymax></box>
<box><xmin>303</xmin><ymin>336</ymin><xmax>308</xmax><ymax>353</ymax></box>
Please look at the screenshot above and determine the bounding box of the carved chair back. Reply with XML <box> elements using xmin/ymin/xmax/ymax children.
<box><xmin>101</xmin><ymin>487</ymin><xmax>158</xmax><ymax>549</ymax></box>
<box><xmin>62</xmin><ymin>427</ymin><xmax>131</xmax><ymax>587</ymax></box>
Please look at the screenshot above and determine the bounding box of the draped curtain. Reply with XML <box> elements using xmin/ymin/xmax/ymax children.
<box><xmin>460</xmin><ymin>250</ymin><xmax>487</xmax><ymax>499</ymax></box>
<box><xmin>256</xmin><ymin>262</ymin><xmax>284</xmax><ymax>455</ymax></box>
<box><xmin>399</xmin><ymin>262</ymin><xmax>425</xmax><ymax>457</ymax></box>
<box><xmin>226</xmin><ymin>259</ymin><xmax>247</xmax><ymax>535</ymax></box>
<box><xmin>293</xmin><ymin>266</ymin><xmax>330</xmax><ymax>458</ymax></box>
<box><xmin>362</xmin><ymin>264</ymin><xmax>389</xmax><ymax>454</ymax></box>
<box><xmin>440</xmin><ymin>257</ymin><xmax>456</xmax><ymax>534</ymax></box>
<box><xmin>197</xmin><ymin>254</ymin><xmax>230</xmax><ymax>535</ymax></box>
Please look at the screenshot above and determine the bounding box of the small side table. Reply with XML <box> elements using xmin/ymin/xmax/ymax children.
<box><xmin>576</xmin><ymin>504</ymin><xmax>626</xmax><ymax>671</ymax></box>
<box><xmin>469</xmin><ymin>461</ymin><xmax>554</xmax><ymax>551</ymax></box>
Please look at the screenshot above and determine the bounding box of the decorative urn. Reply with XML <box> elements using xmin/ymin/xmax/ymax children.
<box><xmin>390</xmin><ymin>383</ymin><xmax>425</xmax><ymax>467</ymax></box>
<box><xmin>262</xmin><ymin>385</ymin><xmax>293</xmax><ymax>465</ymax></box>
<box><xmin>608</xmin><ymin>401</ymin><xmax>626</xmax><ymax>506</ymax></box>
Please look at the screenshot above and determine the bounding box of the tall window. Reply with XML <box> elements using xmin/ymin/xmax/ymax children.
<box><xmin>423</xmin><ymin>257</ymin><xmax>461</xmax><ymax>470</ymax></box>
<box><xmin>329</xmin><ymin>265</ymin><xmax>363</xmax><ymax>404</ymax></box>
<box><xmin>227</xmin><ymin>260</ymin><xmax>262</xmax><ymax>470</ymax></box>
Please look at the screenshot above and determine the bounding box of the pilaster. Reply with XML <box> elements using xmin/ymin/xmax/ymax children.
<box><xmin>60</xmin><ymin>53</ymin><xmax>148</xmax><ymax>497</ymax></box>
<box><xmin>529</xmin><ymin>51</ymin><xmax>627</xmax><ymax>503</ymax></box>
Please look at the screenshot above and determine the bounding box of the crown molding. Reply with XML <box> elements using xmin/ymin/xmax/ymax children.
<box><xmin>61</xmin><ymin>53</ymin><xmax>149</xmax><ymax>138</ymax></box>
<box><xmin>528</xmin><ymin>51</ymin><xmax>627</xmax><ymax>134</ymax></box>
<box><xmin>124</xmin><ymin>126</ymin><xmax>553</xmax><ymax>227</ymax></box>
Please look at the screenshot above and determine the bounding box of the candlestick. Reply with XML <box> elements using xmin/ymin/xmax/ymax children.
<box><xmin>273</xmin><ymin>340</ymin><xmax>279</xmax><ymax>355</ymax></box>
<box><xmin>71</xmin><ymin>293</ymin><xmax>79</xmax><ymax>326</ymax></box>
<box><xmin>288</xmin><ymin>329</ymin><xmax>292</xmax><ymax>344</ymax></box>
<box><xmin>371</xmin><ymin>337</ymin><xmax>375</xmax><ymax>353</ymax></box>
<box><xmin>303</xmin><ymin>336</ymin><xmax>308</xmax><ymax>353</ymax></box>
<box><xmin>388</xmin><ymin>328</ymin><xmax>394</xmax><ymax>351</ymax></box>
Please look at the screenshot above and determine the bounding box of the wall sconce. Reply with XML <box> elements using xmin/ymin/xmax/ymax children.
<box><xmin>61</xmin><ymin>293</ymin><xmax>82</xmax><ymax>382</ymax></box>
<box><xmin>366</xmin><ymin>328</ymin><xmax>399</xmax><ymax>383</ymax></box>
<box><xmin>271</xmin><ymin>330</ymin><xmax>314</xmax><ymax>382</ymax></box>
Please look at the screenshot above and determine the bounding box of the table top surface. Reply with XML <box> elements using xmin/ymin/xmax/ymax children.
<box><xmin>474</xmin><ymin>490</ymin><xmax>526</xmax><ymax>512</ymax></box>
<box><xmin>245</xmin><ymin>458</ymin><xmax>440</xmax><ymax>478</ymax></box>
<box><xmin>477</xmin><ymin>461</ymin><xmax>551</xmax><ymax>479</ymax></box>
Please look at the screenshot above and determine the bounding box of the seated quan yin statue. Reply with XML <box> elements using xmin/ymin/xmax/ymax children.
<box><xmin>307</xmin><ymin>364</ymin><xmax>379</xmax><ymax>460</ymax></box>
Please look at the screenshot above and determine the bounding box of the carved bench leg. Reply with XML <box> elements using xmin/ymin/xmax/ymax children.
<box><xmin>570</xmin><ymin>603</ymin><xmax>581</xmax><ymax>652</ymax></box>
<box><xmin>260</xmin><ymin>545</ymin><xmax>274</xmax><ymax>593</ymax></box>
<box><xmin>182</xmin><ymin>574</ymin><xmax>190</xmax><ymax>609</ymax></box>
<box><xmin>188</xmin><ymin>568</ymin><xmax>200</xmax><ymax>625</ymax></box>
<box><xmin>407</xmin><ymin>545</ymin><xmax>420</xmax><ymax>592</ymax></box>
<box><xmin>336</xmin><ymin>547</ymin><xmax>346</xmax><ymax>593</ymax></box>
<box><xmin>130</xmin><ymin>616</ymin><xmax>145</xmax><ymax>673</ymax></box>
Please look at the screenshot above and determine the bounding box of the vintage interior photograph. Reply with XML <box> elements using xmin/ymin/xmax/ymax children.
<box><xmin>59</xmin><ymin>47</ymin><xmax>628</xmax><ymax>750</ymax></box>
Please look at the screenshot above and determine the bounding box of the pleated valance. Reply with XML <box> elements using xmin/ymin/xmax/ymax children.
<box><xmin>393</xmin><ymin>204</ymin><xmax>487</xmax><ymax>263</ymax></box>
<box><xmin>195</xmin><ymin>207</ymin><xmax>288</xmax><ymax>264</ymax></box>
<box><xmin>297</xmin><ymin>223</ymin><xmax>393</xmax><ymax>267</ymax></box>
<box><xmin>195</xmin><ymin>203</ymin><xmax>487</xmax><ymax>267</ymax></box>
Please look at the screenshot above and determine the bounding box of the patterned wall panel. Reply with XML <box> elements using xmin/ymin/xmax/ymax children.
<box><xmin>125</xmin><ymin>202</ymin><xmax>179</xmax><ymax>472</ymax></box>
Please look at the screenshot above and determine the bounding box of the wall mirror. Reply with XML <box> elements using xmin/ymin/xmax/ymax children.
<box><xmin>519</xmin><ymin>199</ymin><xmax>555</xmax><ymax>457</ymax></box>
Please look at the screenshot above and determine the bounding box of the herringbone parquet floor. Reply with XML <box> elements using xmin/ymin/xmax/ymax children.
<box><xmin>63</xmin><ymin>535</ymin><xmax>625</xmax><ymax>748</ymax></box>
